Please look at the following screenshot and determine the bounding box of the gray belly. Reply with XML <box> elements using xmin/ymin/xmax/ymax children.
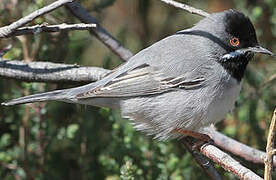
<box><xmin>120</xmin><ymin>76</ymin><xmax>241</xmax><ymax>140</ymax></box>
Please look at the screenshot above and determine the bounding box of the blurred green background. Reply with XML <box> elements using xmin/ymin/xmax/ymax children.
<box><xmin>0</xmin><ymin>0</ymin><xmax>275</xmax><ymax>179</ymax></box>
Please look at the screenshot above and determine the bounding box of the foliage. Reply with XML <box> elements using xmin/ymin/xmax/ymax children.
<box><xmin>0</xmin><ymin>0</ymin><xmax>275</xmax><ymax>179</ymax></box>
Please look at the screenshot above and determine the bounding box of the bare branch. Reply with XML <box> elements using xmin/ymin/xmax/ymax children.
<box><xmin>264</xmin><ymin>108</ymin><xmax>276</xmax><ymax>180</ymax></box>
<box><xmin>0</xmin><ymin>0</ymin><xmax>76</xmax><ymax>38</ymax></box>
<box><xmin>66</xmin><ymin>2</ymin><xmax>133</xmax><ymax>61</ymax></box>
<box><xmin>5</xmin><ymin>23</ymin><xmax>96</xmax><ymax>37</ymax></box>
<box><xmin>201</xmin><ymin>144</ymin><xmax>263</xmax><ymax>180</ymax></box>
<box><xmin>0</xmin><ymin>60</ymin><xmax>111</xmax><ymax>83</ymax></box>
<box><xmin>203</xmin><ymin>126</ymin><xmax>276</xmax><ymax>167</ymax></box>
<box><xmin>180</xmin><ymin>137</ymin><xmax>263</xmax><ymax>179</ymax></box>
<box><xmin>160</xmin><ymin>0</ymin><xmax>210</xmax><ymax>17</ymax></box>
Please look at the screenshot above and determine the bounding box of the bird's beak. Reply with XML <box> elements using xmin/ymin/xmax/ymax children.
<box><xmin>240</xmin><ymin>46</ymin><xmax>274</xmax><ymax>56</ymax></box>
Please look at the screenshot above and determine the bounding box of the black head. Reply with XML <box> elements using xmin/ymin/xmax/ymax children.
<box><xmin>193</xmin><ymin>9</ymin><xmax>274</xmax><ymax>81</ymax></box>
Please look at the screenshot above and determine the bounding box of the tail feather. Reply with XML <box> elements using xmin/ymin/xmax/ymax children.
<box><xmin>1</xmin><ymin>89</ymin><xmax>68</xmax><ymax>106</ymax></box>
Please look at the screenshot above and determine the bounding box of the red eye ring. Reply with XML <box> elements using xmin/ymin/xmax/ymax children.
<box><xmin>230</xmin><ymin>37</ymin><xmax>240</xmax><ymax>47</ymax></box>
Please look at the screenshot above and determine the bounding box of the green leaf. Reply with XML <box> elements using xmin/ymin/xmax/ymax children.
<box><xmin>66</xmin><ymin>124</ymin><xmax>79</xmax><ymax>139</ymax></box>
<box><xmin>0</xmin><ymin>133</ymin><xmax>11</xmax><ymax>147</ymax></box>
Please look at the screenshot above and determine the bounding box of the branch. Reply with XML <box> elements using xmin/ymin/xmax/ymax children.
<box><xmin>200</xmin><ymin>144</ymin><xmax>263</xmax><ymax>180</ymax></box>
<box><xmin>0</xmin><ymin>60</ymin><xmax>110</xmax><ymax>83</ymax></box>
<box><xmin>203</xmin><ymin>126</ymin><xmax>276</xmax><ymax>167</ymax></box>
<box><xmin>5</xmin><ymin>23</ymin><xmax>96</xmax><ymax>37</ymax></box>
<box><xmin>0</xmin><ymin>0</ymin><xmax>76</xmax><ymax>38</ymax></box>
<box><xmin>160</xmin><ymin>0</ymin><xmax>210</xmax><ymax>17</ymax></box>
<box><xmin>66</xmin><ymin>2</ymin><xmax>133</xmax><ymax>61</ymax></box>
<box><xmin>264</xmin><ymin>108</ymin><xmax>276</xmax><ymax>180</ymax></box>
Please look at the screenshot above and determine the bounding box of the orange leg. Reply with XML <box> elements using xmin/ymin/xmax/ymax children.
<box><xmin>173</xmin><ymin>128</ymin><xmax>211</xmax><ymax>141</ymax></box>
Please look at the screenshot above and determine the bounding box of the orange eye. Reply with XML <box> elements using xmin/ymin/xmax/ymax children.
<box><xmin>230</xmin><ymin>37</ymin><xmax>240</xmax><ymax>47</ymax></box>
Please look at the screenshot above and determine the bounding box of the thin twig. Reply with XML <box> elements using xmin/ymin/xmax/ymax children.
<box><xmin>0</xmin><ymin>0</ymin><xmax>76</xmax><ymax>38</ymax></box>
<box><xmin>264</xmin><ymin>108</ymin><xmax>276</xmax><ymax>180</ymax></box>
<box><xmin>66</xmin><ymin>2</ymin><xmax>133</xmax><ymax>61</ymax></box>
<box><xmin>0</xmin><ymin>60</ymin><xmax>111</xmax><ymax>83</ymax></box>
<box><xmin>203</xmin><ymin>126</ymin><xmax>276</xmax><ymax>167</ymax></box>
<box><xmin>200</xmin><ymin>144</ymin><xmax>263</xmax><ymax>180</ymax></box>
<box><xmin>5</xmin><ymin>23</ymin><xmax>96</xmax><ymax>37</ymax></box>
<box><xmin>160</xmin><ymin>0</ymin><xmax>210</xmax><ymax>17</ymax></box>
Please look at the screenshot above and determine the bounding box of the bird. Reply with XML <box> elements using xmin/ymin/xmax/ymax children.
<box><xmin>2</xmin><ymin>9</ymin><xmax>274</xmax><ymax>141</ymax></box>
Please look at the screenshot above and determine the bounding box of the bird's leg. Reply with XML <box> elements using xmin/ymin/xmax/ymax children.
<box><xmin>173</xmin><ymin>128</ymin><xmax>214</xmax><ymax>150</ymax></box>
<box><xmin>173</xmin><ymin>128</ymin><xmax>211</xmax><ymax>141</ymax></box>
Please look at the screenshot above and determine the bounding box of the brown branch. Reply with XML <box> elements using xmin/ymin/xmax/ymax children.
<box><xmin>160</xmin><ymin>0</ymin><xmax>210</xmax><ymax>17</ymax></box>
<box><xmin>5</xmin><ymin>23</ymin><xmax>96</xmax><ymax>37</ymax></box>
<box><xmin>203</xmin><ymin>126</ymin><xmax>276</xmax><ymax>167</ymax></box>
<box><xmin>0</xmin><ymin>60</ymin><xmax>111</xmax><ymax>83</ymax></box>
<box><xmin>0</xmin><ymin>0</ymin><xmax>76</xmax><ymax>38</ymax></box>
<box><xmin>200</xmin><ymin>144</ymin><xmax>263</xmax><ymax>180</ymax></box>
<box><xmin>264</xmin><ymin>108</ymin><xmax>276</xmax><ymax>180</ymax></box>
<box><xmin>66</xmin><ymin>2</ymin><xmax>133</xmax><ymax>61</ymax></box>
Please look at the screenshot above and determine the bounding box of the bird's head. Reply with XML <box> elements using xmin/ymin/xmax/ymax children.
<box><xmin>192</xmin><ymin>9</ymin><xmax>274</xmax><ymax>81</ymax></box>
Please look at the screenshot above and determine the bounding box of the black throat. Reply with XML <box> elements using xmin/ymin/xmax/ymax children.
<box><xmin>219</xmin><ymin>52</ymin><xmax>254</xmax><ymax>82</ymax></box>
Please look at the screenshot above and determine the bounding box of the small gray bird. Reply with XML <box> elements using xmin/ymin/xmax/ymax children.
<box><xmin>2</xmin><ymin>10</ymin><xmax>274</xmax><ymax>141</ymax></box>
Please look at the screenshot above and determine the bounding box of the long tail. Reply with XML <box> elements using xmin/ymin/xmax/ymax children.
<box><xmin>1</xmin><ymin>89</ymin><xmax>69</xmax><ymax>106</ymax></box>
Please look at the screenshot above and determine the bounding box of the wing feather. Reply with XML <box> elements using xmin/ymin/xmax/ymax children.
<box><xmin>76</xmin><ymin>63</ymin><xmax>205</xmax><ymax>99</ymax></box>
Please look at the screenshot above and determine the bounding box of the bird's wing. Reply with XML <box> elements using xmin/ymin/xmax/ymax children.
<box><xmin>75</xmin><ymin>63</ymin><xmax>205</xmax><ymax>99</ymax></box>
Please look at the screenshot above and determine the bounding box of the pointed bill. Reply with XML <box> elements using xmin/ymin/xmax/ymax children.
<box><xmin>238</xmin><ymin>46</ymin><xmax>274</xmax><ymax>56</ymax></box>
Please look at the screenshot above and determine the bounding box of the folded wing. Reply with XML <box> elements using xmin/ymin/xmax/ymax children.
<box><xmin>75</xmin><ymin>63</ymin><xmax>205</xmax><ymax>99</ymax></box>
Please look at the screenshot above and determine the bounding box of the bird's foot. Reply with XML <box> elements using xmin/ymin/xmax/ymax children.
<box><xmin>173</xmin><ymin>128</ymin><xmax>215</xmax><ymax>151</ymax></box>
<box><xmin>191</xmin><ymin>138</ymin><xmax>214</xmax><ymax>151</ymax></box>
